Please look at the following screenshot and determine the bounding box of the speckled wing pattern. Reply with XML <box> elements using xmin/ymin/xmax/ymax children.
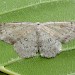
<box><xmin>38</xmin><ymin>22</ymin><xmax>75</xmax><ymax>58</ymax></box>
<box><xmin>0</xmin><ymin>22</ymin><xmax>75</xmax><ymax>58</ymax></box>
<box><xmin>0</xmin><ymin>23</ymin><xmax>38</xmax><ymax>58</ymax></box>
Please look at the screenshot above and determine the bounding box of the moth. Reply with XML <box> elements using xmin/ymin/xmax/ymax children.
<box><xmin>0</xmin><ymin>22</ymin><xmax>75</xmax><ymax>58</ymax></box>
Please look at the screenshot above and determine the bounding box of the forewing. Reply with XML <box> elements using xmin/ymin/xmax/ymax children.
<box><xmin>0</xmin><ymin>22</ymin><xmax>33</xmax><ymax>44</ymax></box>
<box><xmin>0</xmin><ymin>23</ymin><xmax>38</xmax><ymax>58</ymax></box>
<box><xmin>38</xmin><ymin>22</ymin><xmax>75</xmax><ymax>58</ymax></box>
<box><xmin>43</xmin><ymin>22</ymin><xmax>75</xmax><ymax>43</ymax></box>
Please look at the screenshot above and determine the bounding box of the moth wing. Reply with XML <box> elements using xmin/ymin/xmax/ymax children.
<box><xmin>14</xmin><ymin>31</ymin><xmax>38</xmax><ymax>58</ymax></box>
<box><xmin>0</xmin><ymin>22</ymin><xmax>34</xmax><ymax>44</ymax></box>
<box><xmin>38</xmin><ymin>22</ymin><xmax>75</xmax><ymax>58</ymax></box>
<box><xmin>0</xmin><ymin>23</ymin><xmax>38</xmax><ymax>58</ymax></box>
<box><xmin>42</xmin><ymin>22</ymin><xmax>75</xmax><ymax>43</ymax></box>
<box><xmin>37</xmin><ymin>25</ymin><xmax>62</xmax><ymax>58</ymax></box>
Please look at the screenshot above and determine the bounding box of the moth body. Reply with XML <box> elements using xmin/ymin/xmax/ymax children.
<box><xmin>0</xmin><ymin>22</ymin><xmax>75</xmax><ymax>58</ymax></box>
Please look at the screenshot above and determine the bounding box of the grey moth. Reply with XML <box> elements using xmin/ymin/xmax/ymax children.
<box><xmin>0</xmin><ymin>22</ymin><xmax>75</xmax><ymax>58</ymax></box>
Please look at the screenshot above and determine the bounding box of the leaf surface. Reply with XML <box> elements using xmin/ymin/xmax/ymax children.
<box><xmin>0</xmin><ymin>0</ymin><xmax>75</xmax><ymax>75</ymax></box>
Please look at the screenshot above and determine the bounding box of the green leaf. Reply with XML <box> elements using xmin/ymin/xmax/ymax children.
<box><xmin>0</xmin><ymin>0</ymin><xmax>75</xmax><ymax>22</ymax></box>
<box><xmin>0</xmin><ymin>0</ymin><xmax>75</xmax><ymax>75</ymax></box>
<box><xmin>4</xmin><ymin>50</ymin><xmax>75</xmax><ymax>75</ymax></box>
<box><xmin>0</xmin><ymin>41</ymin><xmax>20</xmax><ymax>66</ymax></box>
